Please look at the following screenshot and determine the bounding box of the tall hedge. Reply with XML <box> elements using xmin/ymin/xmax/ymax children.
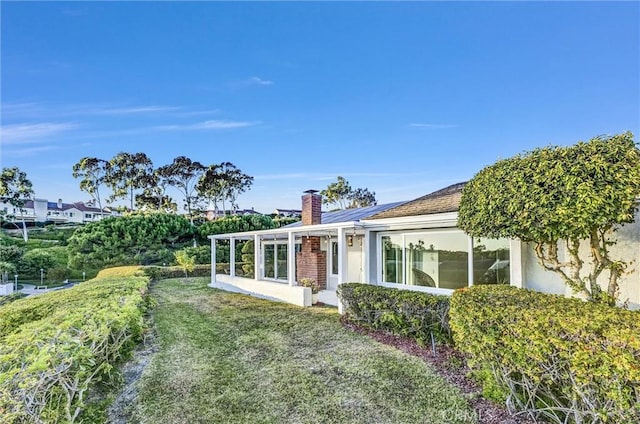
<box><xmin>67</xmin><ymin>213</ymin><xmax>193</xmax><ymax>269</ymax></box>
<box><xmin>458</xmin><ymin>132</ymin><xmax>640</xmax><ymax>304</ymax></box>
<box><xmin>449</xmin><ymin>285</ymin><xmax>640</xmax><ymax>423</ymax></box>
<box><xmin>0</xmin><ymin>267</ymin><xmax>151</xmax><ymax>423</ymax></box>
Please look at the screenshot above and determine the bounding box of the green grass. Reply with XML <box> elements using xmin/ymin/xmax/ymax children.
<box><xmin>131</xmin><ymin>278</ymin><xmax>477</xmax><ymax>424</ymax></box>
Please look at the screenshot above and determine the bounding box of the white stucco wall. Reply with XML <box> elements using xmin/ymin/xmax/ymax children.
<box><xmin>211</xmin><ymin>274</ymin><xmax>311</xmax><ymax>307</ymax></box>
<box><xmin>346</xmin><ymin>235</ymin><xmax>364</xmax><ymax>282</ymax></box>
<box><xmin>522</xmin><ymin>210</ymin><xmax>640</xmax><ymax>309</ymax></box>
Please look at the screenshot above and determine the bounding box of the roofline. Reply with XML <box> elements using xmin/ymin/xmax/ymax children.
<box><xmin>361</xmin><ymin>212</ymin><xmax>459</xmax><ymax>230</ymax></box>
<box><xmin>208</xmin><ymin>211</ymin><xmax>461</xmax><ymax>240</ymax></box>
<box><xmin>208</xmin><ymin>221</ymin><xmax>364</xmax><ymax>239</ymax></box>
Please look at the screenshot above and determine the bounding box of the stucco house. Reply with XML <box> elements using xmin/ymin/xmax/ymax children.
<box><xmin>0</xmin><ymin>198</ymin><xmax>112</xmax><ymax>225</ymax></box>
<box><xmin>209</xmin><ymin>184</ymin><xmax>640</xmax><ymax>310</ymax></box>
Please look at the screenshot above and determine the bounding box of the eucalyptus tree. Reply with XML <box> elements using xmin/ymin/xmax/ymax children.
<box><xmin>156</xmin><ymin>156</ymin><xmax>205</xmax><ymax>223</ymax></box>
<box><xmin>135</xmin><ymin>190</ymin><xmax>177</xmax><ymax>213</ymax></box>
<box><xmin>458</xmin><ymin>132</ymin><xmax>640</xmax><ymax>305</ymax></box>
<box><xmin>72</xmin><ymin>157</ymin><xmax>109</xmax><ymax>210</ymax></box>
<box><xmin>105</xmin><ymin>152</ymin><xmax>155</xmax><ymax>210</ymax></box>
<box><xmin>348</xmin><ymin>187</ymin><xmax>377</xmax><ymax>208</ymax></box>
<box><xmin>321</xmin><ymin>176</ymin><xmax>377</xmax><ymax>209</ymax></box>
<box><xmin>196</xmin><ymin>162</ymin><xmax>253</xmax><ymax>215</ymax></box>
<box><xmin>321</xmin><ymin>176</ymin><xmax>352</xmax><ymax>209</ymax></box>
<box><xmin>134</xmin><ymin>165</ymin><xmax>176</xmax><ymax>212</ymax></box>
<box><xmin>0</xmin><ymin>167</ymin><xmax>35</xmax><ymax>241</ymax></box>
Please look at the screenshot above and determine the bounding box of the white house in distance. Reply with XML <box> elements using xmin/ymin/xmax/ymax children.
<box><xmin>0</xmin><ymin>198</ymin><xmax>113</xmax><ymax>225</ymax></box>
<box><xmin>209</xmin><ymin>185</ymin><xmax>640</xmax><ymax>310</ymax></box>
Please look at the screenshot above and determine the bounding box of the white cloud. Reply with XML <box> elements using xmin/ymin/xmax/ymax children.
<box><xmin>409</xmin><ymin>123</ymin><xmax>458</xmax><ymax>129</ymax></box>
<box><xmin>1</xmin><ymin>145</ymin><xmax>60</xmax><ymax>157</ymax></box>
<box><xmin>154</xmin><ymin>120</ymin><xmax>260</xmax><ymax>131</ymax></box>
<box><xmin>1</xmin><ymin>122</ymin><xmax>79</xmax><ymax>144</ymax></box>
<box><xmin>247</xmin><ymin>76</ymin><xmax>274</xmax><ymax>86</ymax></box>
<box><xmin>90</xmin><ymin>105</ymin><xmax>181</xmax><ymax>115</ymax></box>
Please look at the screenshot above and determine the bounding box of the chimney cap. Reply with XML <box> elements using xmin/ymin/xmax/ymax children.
<box><xmin>303</xmin><ymin>189</ymin><xmax>319</xmax><ymax>194</ymax></box>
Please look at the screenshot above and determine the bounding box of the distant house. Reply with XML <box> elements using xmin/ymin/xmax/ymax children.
<box><xmin>205</xmin><ymin>207</ymin><xmax>260</xmax><ymax>221</ymax></box>
<box><xmin>274</xmin><ymin>208</ymin><xmax>302</xmax><ymax>219</ymax></box>
<box><xmin>0</xmin><ymin>198</ymin><xmax>113</xmax><ymax>225</ymax></box>
<box><xmin>208</xmin><ymin>184</ymin><xmax>640</xmax><ymax>310</ymax></box>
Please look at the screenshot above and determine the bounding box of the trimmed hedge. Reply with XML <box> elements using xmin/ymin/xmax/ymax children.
<box><xmin>141</xmin><ymin>262</ymin><xmax>250</xmax><ymax>280</ymax></box>
<box><xmin>337</xmin><ymin>283</ymin><xmax>452</xmax><ymax>344</ymax></box>
<box><xmin>450</xmin><ymin>285</ymin><xmax>640</xmax><ymax>424</ymax></box>
<box><xmin>0</xmin><ymin>266</ymin><xmax>151</xmax><ymax>423</ymax></box>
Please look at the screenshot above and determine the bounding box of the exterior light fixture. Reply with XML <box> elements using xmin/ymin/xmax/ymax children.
<box><xmin>347</xmin><ymin>235</ymin><xmax>354</xmax><ymax>247</ymax></box>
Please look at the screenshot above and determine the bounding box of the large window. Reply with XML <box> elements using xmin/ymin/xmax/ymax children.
<box><xmin>331</xmin><ymin>242</ymin><xmax>339</xmax><ymax>275</ymax></box>
<box><xmin>264</xmin><ymin>244</ymin><xmax>275</xmax><ymax>279</ymax></box>
<box><xmin>277</xmin><ymin>244</ymin><xmax>288</xmax><ymax>280</ymax></box>
<box><xmin>380</xmin><ymin>230</ymin><xmax>509</xmax><ymax>290</ymax></box>
<box><xmin>262</xmin><ymin>242</ymin><xmax>299</xmax><ymax>282</ymax></box>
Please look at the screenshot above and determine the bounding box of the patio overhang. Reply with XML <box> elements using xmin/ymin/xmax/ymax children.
<box><xmin>208</xmin><ymin>221</ymin><xmax>366</xmax><ymax>308</ymax></box>
<box><xmin>207</xmin><ymin>220</ymin><xmax>367</xmax><ymax>241</ymax></box>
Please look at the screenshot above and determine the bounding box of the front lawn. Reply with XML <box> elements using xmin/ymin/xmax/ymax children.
<box><xmin>128</xmin><ymin>278</ymin><xmax>477</xmax><ymax>424</ymax></box>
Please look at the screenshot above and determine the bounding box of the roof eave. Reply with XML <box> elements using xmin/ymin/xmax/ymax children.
<box><xmin>208</xmin><ymin>221</ymin><xmax>364</xmax><ymax>240</ymax></box>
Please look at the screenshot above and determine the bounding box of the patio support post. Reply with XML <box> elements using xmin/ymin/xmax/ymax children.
<box><xmin>363</xmin><ymin>229</ymin><xmax>371</xmax><ymax>283</ymax></box>
<box><xmin>211</xmin><ymin>238</ymin><xmax>217</xmax><ymax>285</ymax></box>
<box><xmin>254</xmin><ymin>234</ymin><xmax>260</xmax><ymax>280</ymax></box>
<box><xmin>337</xmin><ymin>227</ymin><xmax>346</xmax><ymax>285</ymax></box>
<box><xmin>288</xmin><ymin>231</ymin><xmax>295</xmax><ymax>287</ymax></box>
<box><xmin>230</xmin><ymin>237</ymin><xmax>236</xmax><ymax>277</ymax></box>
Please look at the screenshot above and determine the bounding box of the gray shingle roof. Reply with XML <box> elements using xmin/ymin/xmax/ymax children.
<box><xmin>368</xmin><ymin>182</ymin><xmax>467</xmax><ymax>219</ymax></box>
<box><xmin>284</xmin><ymin>201</ymin><xmax>406</xmax><ymax>227</ymax></box>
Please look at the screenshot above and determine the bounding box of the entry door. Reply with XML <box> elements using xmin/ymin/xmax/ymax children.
<box><xmin>327</xmin><ymin>241</ymin><xmax>339</xmax><ymax>290</ymax></box>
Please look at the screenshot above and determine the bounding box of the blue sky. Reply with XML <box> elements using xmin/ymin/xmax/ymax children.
<box><xmin>2</xmin><ymin>1</ymin><xmax>639</xmax><ymax>213</ymax></box>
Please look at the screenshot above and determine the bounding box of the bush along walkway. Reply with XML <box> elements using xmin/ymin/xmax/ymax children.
<box><xmin>123</xmin><ymin>277</ymin><xmax>479</xmax><ymax>424</ymax></box>
<box><xmin>336</xmin><ymin>283</ymin><xmax>533</xmax><ymax>424</ymax></box>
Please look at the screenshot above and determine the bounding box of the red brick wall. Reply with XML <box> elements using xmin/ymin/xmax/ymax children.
<box><xmin>296</xmin><ymin>236</ymin><xmax>327</xmax><ymax>290</ymax></box>
<box><xmin>302</xmin><ymin>193</ymin><xmax>322</xmax><ymax>225</ymax></box>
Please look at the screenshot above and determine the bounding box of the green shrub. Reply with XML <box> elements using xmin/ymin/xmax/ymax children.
<box><xmin>449</xmin><ymin>285</ymin><xmax>640</xmax><ymax>423</ymax></box>
<box><xmin>0</xmin><ymin>267</ymin><xmax>150</xmax><ymax>422</ymax></box>
<box><xmin>174</xmin><ymin>250</ymin><xmax>195</xmax><ymax>277</ymax></box>
<box><xmin>142</xmin><ymin>264</ymin><xmax>212</xmax><ymax>280</ymax></box>
<box><xmin>175</xmin><ymin>245</ymin><xmax>211</xmax><ymax>265</ymax></box>
<box><xmin>337</xmin><ymin>283</ymin><xmax>452</xmax><ymax>345</ymax></box>
<box><xmin>46</xmin><ymin>266</ymin><xmax>70</xmax><ymax>283</ymax></box>
<box><xmin>241</xmin><ymin>240</ymin><xmax>255</xmax><ymax>277</ymax></box>
<box><xmin>17</xmin><ymin>249</ymin><xmax>57</xmax><ymax>277</ymax></box>
<box><xmin>0</xmin><ymin>245</ymin><xmax>24</xmax><ymax>264</ymax></box>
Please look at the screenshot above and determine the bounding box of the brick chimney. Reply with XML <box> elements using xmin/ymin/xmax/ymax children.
<box><xmin>301</xmin><ymin>190</ymin><xmax>322</xmax><ymax>226</ymax></box>
<box><xmin>296</xmin><ymin>190</ymin><xmax>326</xmax><ymax>290</ymax></box>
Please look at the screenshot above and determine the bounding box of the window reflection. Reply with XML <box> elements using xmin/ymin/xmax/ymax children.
<box><xmin>473</xmin><ymin>238</ymin><xmax>510</xmax><ymax>285</ymax></box>
<box><xmin>382</xmin><ymin>235</ymin><xmax>403</xmax><ymax>284</ymax></box>
<box><xmin>405</xmin><ymin>233</ymin><xmax>468</xmax><ymax>289</ymax></box>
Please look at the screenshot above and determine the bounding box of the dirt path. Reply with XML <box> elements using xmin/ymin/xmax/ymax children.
<box><xmin>107</xmin><ymin>331</ymin><xmax>158</xmax><ymax>423</ymax></box>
